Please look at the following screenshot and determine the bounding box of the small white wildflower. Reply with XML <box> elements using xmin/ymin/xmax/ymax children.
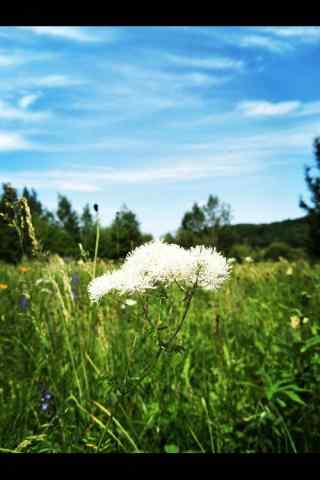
<box><xmin>124</xmin><ymin>299</ymin><xmax>137</xmax><ymax>306</ymax></box>
<box><xmin>290</xmin><ymin>315</ymin><xmax>301</xmax><ymax>329</ymax></box>
<box><xmin>88</xmin><ymin>240</ymin><xmax>230</xmax><ymax>303</ymax></box>
<box><xmin>244</xmin><ymin>256</ymin><xmax>253</xmax><ymax>263</ymax></box>
<box><xmin>228</xmin><ymin>257</ymin><xmax>236</xmax><ymax>264</ymax></box>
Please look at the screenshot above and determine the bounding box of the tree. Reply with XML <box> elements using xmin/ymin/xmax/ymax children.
<box><xmin>300</xmin><ymin>137</ymin><xmax>320</xmax><ymax>258</ymax></box>
<box><xmin>162</xmin><ymin>232</ymin><xmax>176</xmax><ymax>244</ymax></box>
<box><xmin>0</xmin><ymin>183</ymin><xmax>21</xmax><ymax>263</ymax></box>
<box><xmin>56</xmin><ymin>195</ymin><xmax>81</xmax><ymax>256</ymax></box>
<box><xmin>80</xmin><ymin>203</ymin><xmax>95</xmax><ymax>254</ymax></box>
<box><xmin>22</xmin><ymin>187</ymin><xmax>43</xmax><ymax>217</ymax></box>
<box><xmin>107</xmin><ymin>205</ymin><xmax>150</xmax><ymax>259</ymax></box>
<box><xmin>176</xmin><ymin>195</ymin><xmax>231</xmax><ymax>249</ymax></box>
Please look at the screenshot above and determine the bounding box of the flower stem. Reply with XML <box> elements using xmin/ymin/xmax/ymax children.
<box><xmin>92</xmin><ymin>213</ymin><xmax>100</xmax><ymax>279</ymax></box>
<box><xmin>119</xmin><ymin>282</ymin><xmax>197</xmax><ymax>397</ymax></box>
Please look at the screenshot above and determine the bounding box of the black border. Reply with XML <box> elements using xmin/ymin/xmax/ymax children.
<box><xmin>0</xmin><ymin>5</ymin><xmax>320</xmax><ymax>26</ymax></box>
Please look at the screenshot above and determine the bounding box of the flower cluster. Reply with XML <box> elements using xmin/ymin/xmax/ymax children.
<box><xmin>88</xmin><ymin>239</ymin><xmax>231</xmax><ymax>303</ymax></box>
<box><xmin>39</xmin><ymin>385</ymin><xmax>54</xmax><ymax>414</ymax></box>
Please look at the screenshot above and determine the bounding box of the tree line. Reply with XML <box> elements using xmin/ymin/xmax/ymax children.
<box><xmin>0</xmin><ymin>136</ymin><xmax>319</xmax><ymax>264</ymax></box>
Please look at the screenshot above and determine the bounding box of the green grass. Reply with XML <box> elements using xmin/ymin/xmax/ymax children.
<box><xmin>0</xmin><ymin>256</ymin><xmax>320</xmax><ymax>453</ymax></box>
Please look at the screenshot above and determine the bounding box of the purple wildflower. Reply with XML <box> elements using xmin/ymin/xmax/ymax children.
<box><xmin>41</xmin><ymin>402</ymin><xmax>49</xmax><ymax>412</ymax></box>
<box><xmin>19</xmin><ymin>294</ymin><xmax>30</xmax><ymax>310</ymax></box>
<box><xmin>71</xmin><ymin>272</ymin><xmax>80</xmax><ymax>301</ymax></box>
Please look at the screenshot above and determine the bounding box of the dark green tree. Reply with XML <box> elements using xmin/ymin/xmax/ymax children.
<box><xmin>22</xmin><ymin>187</ymin><xmax>43</xmax><ymax>217</ymax></box>
<box><xmin>176</xmin><ymin>195</ymin><xmax>231</xmax><ymax>249</ymax></box>
<box><xmin>107</xmin><ymin>205</ymin><xmax>150</xmax><ymax>259</ymax></box>
<box><xmin>56</xmin><ymin>194</ymin><xmax>81</xmax><ymax>256</ymax></box>
<box><xmin>300</xmin><ymin>137</ymin><xmax>320</xmax><ymax>258</ymax></box>
<box><xmin>0</xmin><ymin>183</ymin><xmax>21</xmax><ymax>263</ymax></box>
<box><xmin>161</xmin><ymin>232</ymin><xmax>176</xmax><ymax>244</ymax></box>
<box><xmin>80</xmin><ymin>203</ymin><xmax>95</xmax><ymax>255</ymax></box>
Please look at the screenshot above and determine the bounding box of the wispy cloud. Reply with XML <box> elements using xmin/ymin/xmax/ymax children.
<box><xmin>237</xmin><ymin>100</ymin><xmax>301</xmax><ymax>117</ymax></box>
<box><xmin>237</xmin><ymin>100</ymin><xmax>320</xmax><ymax>119</ymax></box>
<box><xmin>238</xmin><ymin>34</ymin><xmax>292</xmax><ymax>53</ymax></box>
<box><xmin>0</xmin><ymin>100</ymin><xmax>50</xmax><ymax>122</ymax></box>
<box><xmin>0</xmin><ymin>149</ymin><xmax>281</xmax><ymax>192</ymax></box>
<box><xmin>74</xmin><ymin>63</ymin><xmax>229</xmax><ymax>118</ymax></box>
<box><xmin>178</xmin><ymin>28</ymin><xmax>294</xmax><ymax>54</ymax></box>
<box><xmin>18</xmin><ymin>93</ymin><xmax>41</xmax><ymax>109</ymax></box>
<box><xmin>169</xmin><ymin>99</ymin><xmax>320</xmax><ymax>130</ymax></box>
<box><xmin>113</xmin><ymin>63</ymin><xmax>227</xmax><ymax>89</ymax></box>
<box><xmin>0</xmin><ymin>49</ymin><xmax>57</xmax><ymax>67</ymax></box>
<box><xmin>261</xmin><ymin>26</ymin><xmax>320</xmax><ymax>42</ymax></box>
<box><xmin>17</xmin><ymin>26</ymin><xmax>113</xmax><ymax>43</ymax></box>
<box><xmin>165</xmin><ymin>53</ymin><xmax>245</xmax><ymax>71</ymax></box>
<box><xmin>27</xmin><ymin>74</ymin><xmax>83</xmax><ymax>88</ymax></box>
<box><xmin>0</xmin><ymin>131</ymin><xmax>31</xmax><ymax>151</ymax></box>
<box><xmin>183</xmin><ymin>120</ymin><xmax>320</xmax><ymax>155</ymax></box>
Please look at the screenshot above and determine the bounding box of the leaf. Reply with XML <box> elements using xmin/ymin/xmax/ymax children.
<box><xmin>283</xmin><ymin>390</ymin><xmax>306</xmax><ymax>406</ymax></box>
<box><xmin>301</xmin><ymin>336</ymin><xmax>320</xmax><ymax>353</ymax></box>
<box><xmin>164</xmin><ymin>444</ymin><xmax>180</xmax><ymax>453</ymax></box>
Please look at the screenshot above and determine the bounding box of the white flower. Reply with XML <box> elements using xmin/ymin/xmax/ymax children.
<box><xmin>228</xmin><ymin>257</ymin><xmax>236</xmax><ymax>264</ymax></box>
<box><xmin>88</xmin><ymin>239</ymin><xmax>231</xmax><ymax>302</ymax></box>
<box><xmin>124</xmin><ymin>299</ymin><xmax>137</xmax><ymax>306</ymax></box>
<box><xmin>290</xmin><ymin>315</ymin><xmax>300</xmax><ymax>329</ymax></box>
<box><xmin>244</xmin><ymin>256</ymin><xmax>253</xmax><ymax>263</ymax></box>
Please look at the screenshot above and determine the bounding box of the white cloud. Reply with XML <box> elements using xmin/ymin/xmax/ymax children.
<box><xmin>18</xmin><ymin>93</ymin><xmax>41</xmax><ymax>109</ymax></box>
<box><xmin>238</xmin><ymin>100</ymin><xmax>301</xmax><ymax>117</ymax></box>
<box><xmin>0</xmin><ymin>52</ymin><xmax>23</xmax><ymax>67</ymax></box>
<box><xmin>28</xmin><ymin>75</ymin><xmax>82</xmax><ymax>88</ymax></box>
<box><xmin>165</xmin><ymin>53</ymin><xmax>244</xmax><ymax>70</ymax></box>
<box><xmin>0</xmin><ymin>50</ymin><xmax>56</xmax><ymax>67</ymax></box>
<box><xmin>238</xmin><ymin>34</ymin><xmax>292</xmax><ymax>53</ymax></box>
<box><xmin>0</xmin><ymin>131</ymin><xmax>31</xmax><ymax>151</ymax></box>
<box><xmin>261</xmin><ymin>27</ymin><xmax>320</xmax><ymax>41</ymax></box>
<box><xmin>0</xmin><ymin>151</ymin><xmax>267</xmax><ymax>192</ymax></box>
<box><xmin>298</xmin><ymin>101</ymin><xmax>320</xmax><ymax>117</ymax></box>
<box><xmin>0</xmin><ymin>100</ymin><xmax>50</xmax><ymax>122</ymax></box>
<box><xmin>183</xmin><ymin>120</ymin><xmax>320</xmax><ymax>155</ymax></box>
<box><xmin>236</xmin><ymin>100</ymin><xmax>320</xmax><ymax>119</ymax></box>
<box><xmin>18</xmin><ymin>27</ymin><xmax>106</xmax><ymax>43</ymax></box>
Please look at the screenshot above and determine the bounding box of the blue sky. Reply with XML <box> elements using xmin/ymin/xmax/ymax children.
<box><xmin>0</xmin><ymin>26</ymin><xmax>320</xmax><ymax>237</ymax></box>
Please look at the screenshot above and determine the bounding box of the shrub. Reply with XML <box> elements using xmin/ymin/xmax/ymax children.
<box><xmin>264</xmin><ymin>242</ymin><xmax>306</xmax><ymax>261</ymax></box>
<box><xmin>229</xmin><ymin>243</ymin><xmax>255</xmax><ymax>262</ymax></box>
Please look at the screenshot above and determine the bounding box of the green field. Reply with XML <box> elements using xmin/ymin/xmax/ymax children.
<box><xmin>1</xmin><ymin>256</ymin><xmax>320</xmax><ymax>453</ymax></box>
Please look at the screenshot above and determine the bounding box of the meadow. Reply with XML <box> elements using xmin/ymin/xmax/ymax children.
<box><xmin>0</xmin><ymin>255</ymin><xmax>320</xmax><ymax>453</ymax></box>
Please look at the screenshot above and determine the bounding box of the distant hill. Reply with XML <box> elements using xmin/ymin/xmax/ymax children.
<box><xmin>226</xmin><ymin>216</ymin><xmax>309</xmax><ymax>250</ymax></box>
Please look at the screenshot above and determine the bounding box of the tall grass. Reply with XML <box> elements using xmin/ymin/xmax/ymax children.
<box><xmin>0</xmin><ymin>258</ymin><xmax>319</xmax><ymax>453</ymax></box>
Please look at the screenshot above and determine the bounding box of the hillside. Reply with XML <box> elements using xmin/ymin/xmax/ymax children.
<box><xmin>227</xmin><ymin>216</ymin><xmax>309</xmax><ymax>250</ymax></box>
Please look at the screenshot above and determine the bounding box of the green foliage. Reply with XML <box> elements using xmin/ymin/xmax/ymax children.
<box><xmin>264</xmin><ymin>242</ymin><xmax>306</xmax><ymax>262</ymax></box>
<box><xmin>224</xmin><ymin>217</ymin><xmax>309</xmax><ymax>253</ymax></box>
<box><xmin>0</xmin><ymin>183</ymin><xmax>21</xmax><ymax>263</ymax></box>
<box><xmin>0</xmin><ymin>182</ymin><xmax>310</xmax><ymax>264</ymax></box>
<box><xmin>56</xmin><ymin>195</ymin><xmax>81</xmax><ymax>256</ymax></box>
<box><xmin>106</xmin><ymin>204</ymin><xmax>152</xmax><ymax>260</ymax></box>
<box><xmin>300</xmin><ymin>137</ymin><xmax>320</xmax><ymax>258</ymax></box>
<box><xmin>228</xmin><ymin>243</ymin><xmax>254</xmax><ymax>262</ymax></box>
<box><xmin>1</xmin><ymin>258</ymin><xmax>320</xmax><ymax>452</ymax></box>
<box><xmin>176</xmin><ymin>195</ymin><xmax>231</xmax><ymax>249</ymax></box>
<box><xmin>80</xmin><ymin>204</ymin><xmax>96</xmax><ymax>256</ymax></box>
